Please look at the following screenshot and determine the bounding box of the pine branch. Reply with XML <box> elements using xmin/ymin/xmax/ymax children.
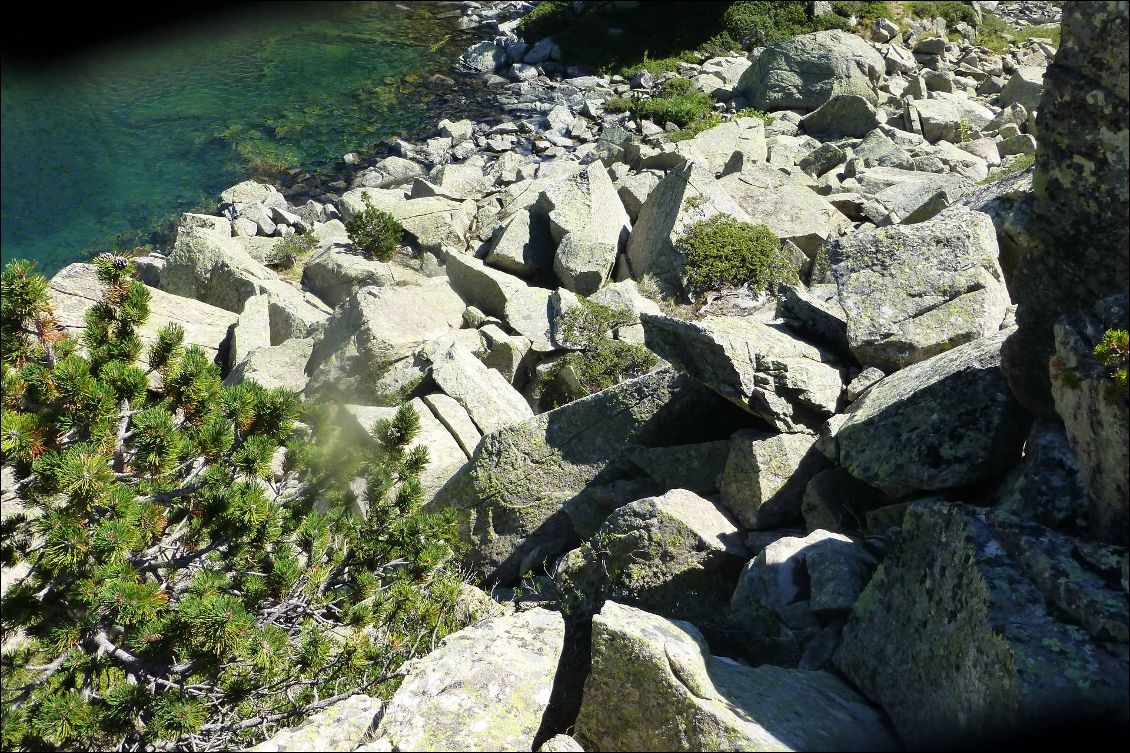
<box><xmin>89</xmin><ymin>628</ymin><xmax>194</xmax><ymax>679</ymax></box>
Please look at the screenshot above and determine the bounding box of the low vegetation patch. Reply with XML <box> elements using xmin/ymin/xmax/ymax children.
<box><xmin>265</xmin><ymin>230</ymin><xmax>318</xmax><ymax>271</ymax></box>
<box><xmin>980</xmin><ymin>152</ymin><xmax>1036</xmax><ymax>184</ymax></box>
<box><xmin>536</xmin><ymin>298</ymin><xmax>658</xmax><ymax>408</ymax></box>
<box><xmin>701</xmin><ymin>1</ymin><xmax>859</xmax><ymax>55</ymax></box>
<box><xmin>345</xmin><ymin>200</ymin><xmax>403</xmax><ymax>261</ymax></box>
<box><xmin>905</xmin><ymin>0</ymin><xmax>979</xmax><ymax>27</ymax></box>
<box><xmin>677</xmin><ymin>215</ymin><xmax>794</xmax><ymax>298</ymax></box>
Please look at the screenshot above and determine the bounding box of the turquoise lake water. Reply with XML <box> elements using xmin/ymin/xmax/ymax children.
<box><xmin>2</xmin><ymin>2</ymin><xmax>473</xmax><ymax>276</ymax></box>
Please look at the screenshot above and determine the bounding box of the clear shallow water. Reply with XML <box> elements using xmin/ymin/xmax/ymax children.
<box><xmin>2</xmin><ymin>2</ymin><xmax>470</xmax><ymax>275</ymax></box>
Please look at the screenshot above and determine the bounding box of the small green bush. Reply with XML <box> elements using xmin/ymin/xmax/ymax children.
<box><xmin>678</xmin><ymin>215</ymin><xmax>793</xmax><ymax>297</ymax></box>
<box><xmin>830</xmin><ymin>1</ymin><xmax>894</xmax><ymax>22</ymax></box>
<box><xmin>610</xmin><ymin>77</ymin><xmax>716</xmax><ymax>130</ymax></box>
<box><xmin>733</xmin><ymin>107</ymin><xmax>772</xmax><ymax>124</ymax></box>
<box><xmin>537</xmin><ymin>298</ymin><xmax>659</xmax><ymax>408</ymax></box>
<box><xmin>345</xmin><ymin>201</ymin><xmax>403</xmax><ymax>261</ymax></box>
<box><xmin>704</xmin><ymin>1</ymin><xmax>852</xmax><ymax>52</ymax></box>
<box><xmin>266</xmin><ymin>230</ymin><xmax>318</xmax><ymax>270</ymax></box>
<box><xmin>517</xmin><ymin>0</ymin><xmax>572</xmax><ymax>41</ymax></box>
<box><xmin>907</xmin><ymin>1</ymin><xmax>979</xmax><ymax>27</ymax></box>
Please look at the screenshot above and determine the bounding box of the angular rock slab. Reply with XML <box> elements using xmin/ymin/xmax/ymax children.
<box><xmin>718</xmin><ymin>167</ymin><xmax>852</xmax><ymax>257</ymax></box>
<box><xmin>829</xmin><ymin>207</ymin><xmax>1010</xmax><ymax>372</ymax></box>
<box><xmin>738</xmin><ymin>30</ymin><xmax>885</xmax><ymax>112</ymax></box>
<box><xmin>248</xmin><ymin>695</ymin><xmax>379</xmax><ymax>752</ymax></box>
<box><xmin>721</xmin><ymin>430</ymin><xmax>827</xmax><ymax>529</ymax></box>
<box><xmin>555</xmin><ymin>489</ymin><xmax>747</xmax><ymax>623</ymax></box>
<box><xmin>682</xmin><ymin>117</ymin><xmax>768</xmax><ymax>176</ymax></box>
<box><xmin>575</xmin><ymin>601</ymin><xmax>898</xmax><ymax>752</ymax></box>
<box><xmin>825</xmin><ymin>329</ymin><xmax>1028</xmax><ymax>497</ymax></box>
<box><xmin>424</xmin><ymin>341</ymin><xmax>533</xmax><ymax>436</ymax></box>
<box><xmin>224</xmin><ymin>337</ymin><xmax>313</xmax><ymax>393</ymax></box>
<box><xmin>1050</xmin><ymin>299</ymin><xmax>1129</xmax><ymax>544</ymax></box>
<box><xmin>731</xmin><ymin>530</ymin><xmax>877</xmax><ymax>620</ymax></box>
<box><xmin>49</xmin><ymin>263</ymin><xmax>237</xmax><ymax>369</ymax></box>
<box><xmin>374</xmin><ymin>608</ymin><xmax>565</xmax><ymax>752</ymax></box>
<box><xmin>428</xmin><ymin>370</ymin><xmax>739</xmax><ymax>583</ymax></box>
<box><xmin>305</xmin><ymin>282</ymin><xmax>465</xmax><ymax>399</ymax></box>
<box><xmin>643</xmin><ymin>314</ymin><xmax>844</xmax><ymax>434</ymax></box>
<box><xmin>800</xmin><ymin>94</ymin><xmax>881</xmax><ymax>137</ymax></box>
<box><xmin>834</xmin><ymin>500</ymin><xmax>1128</xmax><ymax>748</ymax></box>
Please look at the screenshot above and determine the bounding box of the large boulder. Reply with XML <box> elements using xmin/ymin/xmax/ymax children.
<box><xmin>731</xmin><ymin>530</ymin><xmax>877</xmax><ymax>621</ymax></box>
<box><xmin>622</xmin><ymin>161</ymin><xmax>753</xmax><ymax>291</ymax></box>
<box><xmin>411</xmin><ymin>163</ymin><xmax>490</xmax><ymax>201</ymax></box>
<box><xmin>428</xmin><ymin>370</ymin><xmax>741</xmax><ymax>583</ymax></box>
<box><xmin>485</xmin><ymin>209</ymin><xmax>555</xmax><ymax>277</ymax></box>
<box><xmin>538</xmin><ymin>163</ymin><xmax>631</xmax><ymax>294</ymax></box>
<box><xmin>305</xmin><ymin>282</ymin><xmax>465</xmax><ymax>399</ymax></box>
<box><xmin>738</xmin><ymin>30</ymin><xmax>885</xmax><ymax>112</ymax></box>
<box><xmin>555</xmin><ymin>489</ymin><xmax>747</xmax><ymax>622</ymax></box>
<box><xmin>828</xmin><ymin>207</ymin><xmax>1011</xmax><ymax>372</ymax></box>
<box><xmin>424</xmin><ymin>341</ymin><xmax>533</xmax><ymax>436</ymax></box>
<box><xmin>834</xmin><ymin>500</ymin><xmax>1128</xmax><ymax>748</ymax></box>
<box><xmin>1003</xmin><ymin>2</ymin><xmax>1129</xmax><ymax>415</ymax></box>
<box><xmin>160</xmin><ymin>217</ymin><xmax>327</xmax><ymax>340</ymax></box>
<box><xmin>720</xmin><ymin>430</ymin><xmax>827</xmax><ymax>529</ymax></box>
<box><xmin>903</xmin><ymin>96</ymin><xmax>994</xmax><ymax>144</ymax></box>
<box><xmin>574</xmin><ymin>601</ymin><xmax>898</xmax><ymax>752</ymax></box>
<box><xmin>863</xmin><ymin>172</ymin><xmax>973</xmax><ymax>225</ymax></box>
<box><xmin>302</xmin><ymin>223</ymin><xmax>427</xmax><ymax>307</ymax></box>
<box><xmin>372</xmin><ymin>608</ymin><xmax>564</xmax><ymax>751</ymax></box>
<box><xmin>1049</xmin><ymin>298</ymin><xmax>1129</xmax><ymax>544</ymax></box>
<box><xmin>995</xmin><ymin>418</ymin><xmax>1094</xmax><ymax>534</ymax></box>
<box><xmin>460</xmin><ymin>40</ymin><xmax>508</xmax><ymax>73</ymax></box>
<box><xmin>643</xmin><ymin>314</ymin><xmax>845</xmax><ymax>434</ymax></box>
<box><xmin>681</xmin><ymin>117</ymin><xmax>768</xmax><ymax>176</ymax></box>
<box><xmin>800</xmin><ymin>94</ymin><xmax>881</xmax><ymax>137</ymax></box>
<box><xmin>999</xmin><ymin>65</ymin><xmax>1046</xmax><ymax>110</ymax></box>
<box><xmin>392</xmin><ymin>196</ymin><xmax>476</xmax><ymax>252</ymax></box>
<box><xmin>825</xmin><ymin>329</ymin><xmax>1029</xmax><ymax>497</ymax></box>
<box><xmin>444</xmin><ymin>250</ymin><xmax>528</xmax><ymax>320</ymax></box>
<box><xmin>159</xmin><ymin>215</ymin><xmax>276</xmax><ymax>313</ymax></box>
<box><xmin>946</xmin><ymin>165</ymin><xmax>1035</xmax><ymax>285</ymax></box>
<box><xmin>717</xmin><ymin>167</ymin><xmax>852</xmax><ymax>257</ymax></box>
<box><xmin>49</xmin><ymin>262</ymin><xmax>238</xmax><ymax>369</ymax></box>
<box><xmin>627</xmin><ymin>440</ymin><xmax>729</xmax><ymax>496</ymax></box>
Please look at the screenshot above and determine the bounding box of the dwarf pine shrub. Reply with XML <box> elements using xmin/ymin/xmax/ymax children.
<box><xmin>345</xmin><ymin>199</ymin><xmax>403</xmax><ymax>261</ymax></box>
<box><xmin>0</xmin><ymin>258</ymin><xmax>464</xmax><ymax>751</ymax></box>
<box><xmin>677</xmin><ymin>214</ymin><xmax>794</xmax><ymax>298</ymax></box>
